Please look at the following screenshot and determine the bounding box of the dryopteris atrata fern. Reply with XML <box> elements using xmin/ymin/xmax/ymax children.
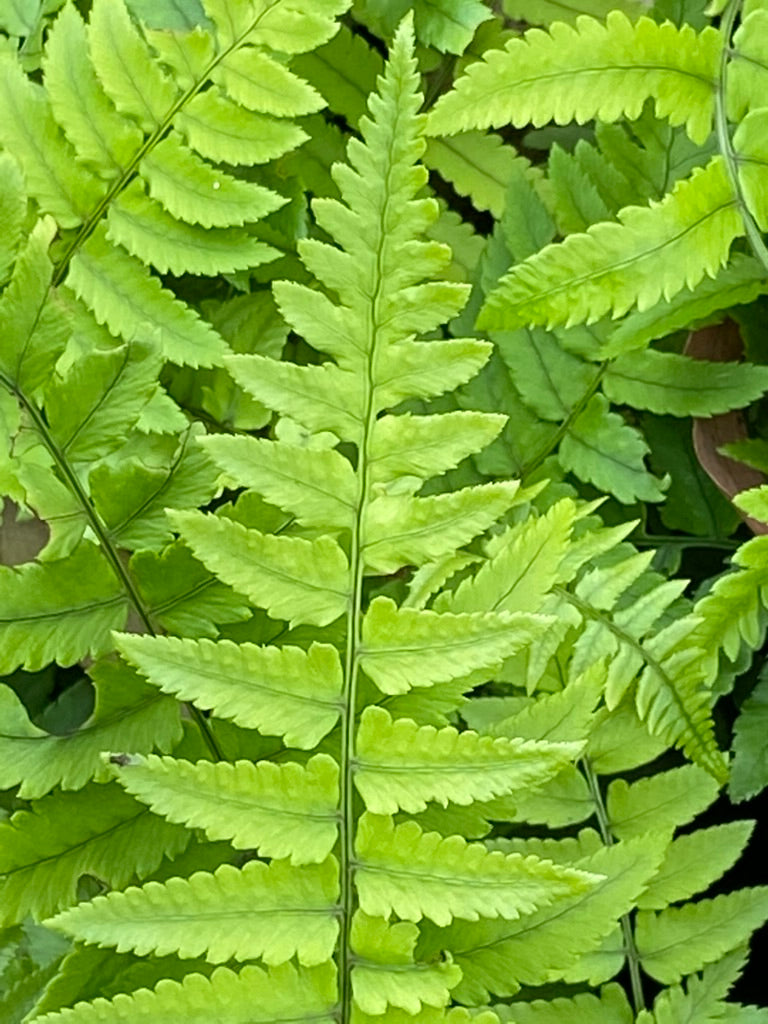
<box><xmin>1</xmin><ymin>6</ymin><xmax>768</xmax><ymax>1024</ymax></box>
<box><xmin>426</xmin><ymin>0</ymin><xmax>768</xmax><ymax>329</ymax></box>
<box><xmin>5</xmin><ymin>18</ymin><xmax>604</xmax><ymax>1024</ymax></box>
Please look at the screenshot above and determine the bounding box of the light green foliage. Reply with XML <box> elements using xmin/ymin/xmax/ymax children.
<box><xmin>427</xmin><ymin>14</ymin><xmax>721</xmax><ymax>143</ymax></box>
<box><xmin>0</xmin><ymin>2</ymin><xmax>766</xmax><ymax>1022</ymax></box>
<box><xmin>479</xmin><ymin>158</ymin><xmax>741</xmax><ymax>330</ymax></box>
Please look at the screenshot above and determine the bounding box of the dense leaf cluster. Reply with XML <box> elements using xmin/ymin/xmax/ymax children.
<box><xmin>1</xmin><ymin>1</ymin><xmax>768</xmax><ymax>1022</ymax></box>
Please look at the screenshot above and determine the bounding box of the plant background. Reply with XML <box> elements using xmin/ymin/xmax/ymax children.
<box><xmin>1</xmin><ymin>0</ymin><xmax>768</xmax><ymax>1019</ymax></box>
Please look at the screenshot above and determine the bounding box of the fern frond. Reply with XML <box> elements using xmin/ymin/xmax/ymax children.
<box><xmin>0</xmin><ymin>784</ymin><xmax>188</xmax><ymax>926</ymax></box>
<box><xmin>116</xmin><ymin>633</ymin><xmax>343</xmax><ymax>748</ymax></box>
<box><xmin>87</xmin><ymin>0</ymin><xmax>178</xmax><ymax>131</ymax></box>
<box><xmin>42</xmin><ymin>4</ymin><xmax>143</xmax><ymax>175</ymax></box>
<box><xmin>66</xmin><ymin>226</ymin><xmax>227</xmax><ymax>368</ymax></box>
<box><xmin>426</xmin><ymin>13</ymin><xmax>721</xmax><ymax>144</ymax></box>
<box><xmin>497</xmin><ymin>983</ymin><xmax>634</xmax><ymax>1023</ymax></box>
<box><xmin>477</xmin><ymin>158</ymin><xmax>741</xmax><ymax>330</ymax></box>
<box><xmin>438</xmin><ymin>499</ymin><xmax>578</xmax><ymax>615</ymax></box>
<box><xmin>604</xmin><ymin>254</ymin><xmax>768</xmax><ymax>356</ymax></box>
<box><xmin>421</xmin><ymin>835</ymin><xmax>666</xmax><ymax>1002</ymax></box>
<box><xmin>603</xmin><ymin>350</ymin><xmax>768</xmax><ymax>415</ymax></box>
<box><xmin>353</xmin><ymin>706</ymin><xmax>581</xmax><ymax>814</ymax></box>
<box><xmin>558</xmin><ymin>394</ymin><xmax>667</xmax><ymax>503</ymax></box>
<box><xmin>733</xmin><ymin>109</ymin><xmax>768</xmax><ymax>232</ymax></box>
<box><xmin>168</xmin><ymin>509</ymin><xmax>350</xmax><ymax>627</ymax></box>
<box><xmin>638</xmin><ymin>821</ymin><xmax>754</xmax><ymax>910</ymax></box>
<box><xmin>355</xmin><ymin>813</ymin><xmax>596</xmax><ymax>927</ymax></box>
<box><xmin>358</xmin><ymin>597</ymin><xmax>549</xmax><ymax>695</ymax></box>
<box><xmin>0</xmin><ymin>55</ymin><xmax>105</xmax><ymax>227</ymax></box>
<box><xmin>636</xmin><ymin>888</ymin><xmax>768</xmax><ymax>983</ymax></box>
<box><xmin>110</xmin><ymin>753</ymin><xmax>339</xmax><ymax>864</ymax></box>
<box><xmin>425</xmin><ymin>132</ymin><xmax>538</xmax><ymax>218</ymax></box>
<box><xmin>129</xmin><ymin>540</ymin><xmax>251</xmax><ymax>638</ymax></box>
<box><xmin>0</xmin><ymin>153</ymin><xmax>26</xmax><ymax>283</ymax></box>
<box><xmin>47</xmin><ymin>858</ymin><xmax>340</xmax><ymax>965</ymax></box>
<box><xmin>30</xmin><ymin>962</ymin><xmax>338</xmax><ymax>1024</ymax></box>
<box><xmin>201</xmin><ymin>434</ymin><xmax>357</xmax><ymax>529</ymax></box>
<box><xmin>0</xmin><ymin>217</ymin><xmax>69</xmax><ymax>395</ymax></box>
<box><xmin>639</xmin><ymin>948</ymin><xmax>749</xmax><ymax>1024</ymax></box>
<box><xmin>606</xmin><ymin>764</ymin><xmax>720</xmax><ymax>839</ymax></box>
<box><xmin>0</xmin><ymin>543</ymin><xmax>127</xmax><ymax>672</ymax></box>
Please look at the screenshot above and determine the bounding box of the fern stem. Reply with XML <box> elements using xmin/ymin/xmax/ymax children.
<box><xmin>715</xmin><ymin>0</ymin><xmax>768</xmax><ymax>274</ymax></box>
<box><xmin>582</xmin><ymin>754</ymin><xmax>646</xmax><ymax>1013</ymax></box>
<box><xmin>1</xmin><ymin>371</ymin><xmax>223</xmax><ymax>761</ymax></box>
<box><xmin>520</xmin><ymin>362</ymin><xmax>607</xmax><ymax>478</ymax></box>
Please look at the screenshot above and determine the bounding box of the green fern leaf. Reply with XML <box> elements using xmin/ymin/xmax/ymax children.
<box><xmin>496</xmin><ymin>983</ymin><xmax>634</xmax><ymax>1023</ymax></box>
<box><xmin>728</xmin><ymin>8</ymin><xmax>768</xmax><ymax>122</ymax></box>
<box><xmin>212</xmin><ymin>48</ymin><xmax>324</xmax><ymax>116</ymax></box>
<box><xmin>0</xmin><ymin>784</ymin><xmax>188</xmax><ymax>926</ymax></box>
<box><xmin>66</xmin><ymin>225</ymin><xmax>227</xmax><ymax>368</ymax></box>
<box><xmin>175</xmin><ymin>88</ymin><xmax>307</xmax><ymax>165</ymax></box>
<box><xmin>30</xmin><ymin>961</ymin><xmax>338</xmax><ymax>1024</ymax></box>
<box><xmin>200</xmin><ymin>434</ymin><xmax>357</xmax><ymax>530</ymax></box>
<box><xmin>0</xmin><ymin>217</ymin><xmax>69</xmax><ymax>395</ymax></box>
<box><xmin>635</xmin><ymin>618</ymin><xmax>728</xmax><ymax>781</ymax></box>
<box><xmin>43</xmin><ymin>4</ymin><xmax>143</xmax><ymax>175</ymax></box>
<box><xmin>733</xmin><ymin>109</ymin><xmax>768</xmax><ymax>232</ymax></box>
<box><xmin>43</xmin><ymin>343</ymin><xmax>160</xmax><ymax>468</ymax></box>
<box><xmin>422</xmin><ymin>834</ymin><xmax>665</xmax><ymax>1001</ymax></box>
<box><xmin>169</xmin><ymin>509</ymin><xmax>349</xmax><ymax>627</ymax></box>
<box><xmin>478</xmin><ymin>158</ymin><xmax>741</xmax><ymax>330</ymax></box>
<box><xmin>637</xmin><ymin>888</ymin><xmax>768</xmax><ymax>983</ymax></box>
<box><xmin>604</xmin><ymin>255</ymin><xmax>768</xmax><ymax>357</ymax></box>
<box><xmin>501</xmin><ymin>0</ymin><xmax>649</xmax><ymax>24</ymax></box>
<box><xmin>439</xmin><ymin>499</ymin><xmax>577</xmax><ymax>615</ymax></box>
<box><xmin>426</xmin><ymin>13</ymin><xmax>721</xmax><ymax>144</ymax></box>
<box><xmin>606</xmin><ymin>764</ymin><xmax>720</xmax><ymax>839</ymax></box>
<box><xmin>355</xmin><ymin>813</ymin><xmax>596</xmax><ymax>927</ymax></box>
<box><xmin>354</xmin><ymin>1008</ymin><xmax>498</xmax><ymax>1024</ymax></box>
<box><xmin>497</xmin><ymin>327</ymin><xmax>597</xmax><ymax>422</ymax></box>
<box><xmin>87</xmin><ymin>0</ymin><xmax>178</xmax><ymax>131</ymax></box>
<box><xmin>224</xmin><ymin>354</ymin><xmax>363</xmax><ymax>438</ymax></box>
<box><xmin>106</xmin><ymin>182</ymin><xmax>276</xmax><ymax>276</ymax></box>
<box><xmin>0</xmin><ymin>152</ymin><xmax>26</xmax><ymax>283</ymax></box>
<box><xmin>354</xmin><ymin>706</ymin><xmax>581</xmax><ymax>814</ymax></box>
<box><xmin>0</xmin><ymin>659</ymin><xmax>180</xmax><ymax>798</ymax></box>
<box><xmin>413</xmin><ymin>0</ymin><xmax>491</xmax><ymax>52</ymax></box>
<box><xmin>293</xmin><ymin>22</ymin><xmax>382</xmax><ymax>127</ymax></box>
<box><xmin>548</xmin><ymin>142</ymin><xmax>613</xmax><ymax>234</ymax></box>
<box><xmin>363</xmin><ymin>484</ymin><xmax>520</xmax><ymax>573</ymax></box>
<box><xmin>359</xmin><ymin>596</ymin><xmax>549</xmax><ymax>695</ymax></box>
<box><xmin>139</xmin><ymin>131</ymin><xmax>285</xmax><ymax>228</ymax></box>
<box><xmin>603</xmin><ymin>350</ymin><xmax>768</xmax><ymax>415</ymax></box>
<box><xmin>0</xmin><ymin>542</ymin><xmax>127</xmax><ymax>672</ymax></box>
<box><xmin>115</xmin><ymin>633</ymin><xmax>342</xmax><ymax>748</ymax></box>
<box><xmin>638</xmin><ymin>821</ymin><xmax>755</xmax><ymax>910</ymax></box>
<box><xmin>558</xmin><ymin>394</ymin><xmax>666</xmax><ymax>503</ymax></box>
<box><xmin>368</xmin><ymin>411</ymin><xmax>506</xmax><ymax>486</ymax></box>
<box><xmin>640</xmin><ymin>948</ymin><xmax>749</xmax><ymax>1024</ymax></box>
<box><xmin>130</xmin><ymin>541</ymin><xmax>251</xmax><ymax>638</ymax></box>
<box><xmin>350</xmin><ymin>911</ymin><xmax>462</xmax><ymax>1014</ymax></box>
<box><xmin>90</xmin><ymin>427</ymin><xmax>218</xmax><ymax>551</ymax></box>
<box><xmin>110</xmin><ymin>752</ymin><xmax>339</xmax><ymax>864</ymax></box>
<box><xmin>0</xmin><ymin>54</ymin><xmax>104</xmax><ymax>227</ymax></box>
<box><xmin>424</xmin><ymin>132</ymin><xmax>538</xmax><ymax>218</ymax></box>
<box><xmin>47</xmin><ymin>857</ymin><xmax>340</xmax><ymax>966</ymax></box>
